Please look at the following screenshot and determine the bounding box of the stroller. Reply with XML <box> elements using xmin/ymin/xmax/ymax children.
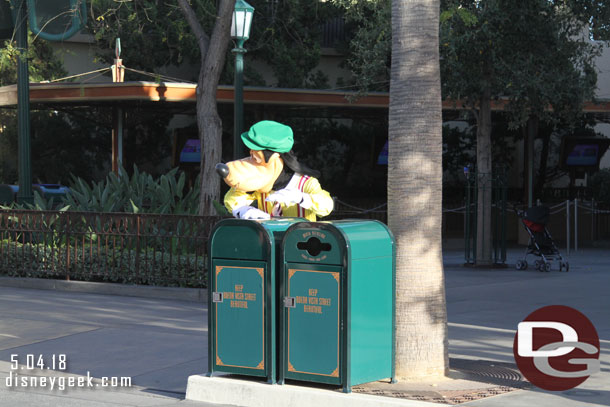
<box><xmin>515</xmin><ymin>205</ymin><xmax>569</xmax><ymax>272</ymax></box>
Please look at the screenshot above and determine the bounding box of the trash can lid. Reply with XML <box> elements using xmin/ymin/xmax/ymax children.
<box><xmin>210</xmin><ymin>218</ymin><xmax>304</xmax><ymax>261</ymax></box>
<box><xmin>283</xmin><ymin>220</ymin><xmax>395</xmax><ymax>265</ymax></box>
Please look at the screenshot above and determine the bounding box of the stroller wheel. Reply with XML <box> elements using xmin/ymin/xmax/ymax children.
<box><xmin>544</xmin><ymin>262</ymin><xmax>551</xmax><ymax>272</ymax></box>
<box><xmin>516</xmin><ymin>260</ymin><xmax>527</xmax><ymax>270</ymax></box>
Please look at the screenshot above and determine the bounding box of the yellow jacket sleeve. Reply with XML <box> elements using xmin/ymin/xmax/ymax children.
<box><xmin>301</xmin><ymin>177</ymin><xmax>334</xmax><ymax>218</ymax></box>
<box><xmin>223</xmin><ymin>188</ymin><xmax>257</xmax><ymax>214</ymax></box>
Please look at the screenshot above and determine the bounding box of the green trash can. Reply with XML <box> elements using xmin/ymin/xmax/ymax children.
<box><xmin>207</xmin><ymin>218</ymin><xmax>303</xmax><ymax>383</ymax></box>
<box><xmin>279</xmin><ymin>220</ymin><xmax>395</xmax><ymax>392</ymax></box>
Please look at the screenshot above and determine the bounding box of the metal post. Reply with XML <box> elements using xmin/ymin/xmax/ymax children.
<box><xmin>566</xmin><ymin>200</ymin><xmax>570</xmax><ymax>256</ymax></box>
<box><xmin>590</xmin><ymin>199</ymin><xmax>594</xmax><ymax>242</ymax></box>
<box><xmin>493</xmin><ymin>177</ymin><xmax>498</xmax><ymax>263</ymax></box>
<box><xmin>473</xmin><ymin>173</ymin><xmax>478</xmax><ymax>264</ymax></box>
<box><xmin>112</xmin><ymin>108</ymin><xmax>123</xmax><ymax>174</ymax></box>
<box><xmin>464</xmin><ymin>175</ymin><xmax>471</xmax><ymax>264</ymax></box>
<box><xmin>65</xmin><ymin>214</ymin><xmax>71</xmax><ymax>281</ymax></box>
<box><xmin>111</xmin><ymin>39</ymin><xmax>124</xmax><ymax>175</ymax></box>
<box><xmin>118</xmin><ymin>109</ymin><xmax>123</xmax><ymax>169</ymax></box>
<box><xmin>16</xmin><ymin>0</ymin><xmax>33</xmax><ymax>204</ymax></box>
<box><xmin>574</xmin><ymin>198</ymin><xmax>578</xmax><ymax>252</ymax></box>
<box><xmin>233</xmin><ymin>40</ymin><xmax>246</xmax><ymax>160</ymax></box>
<box><xmin>501</xmin><ymin>173</ymin><xmax>507</xmax><ymax>263</ymax></box>
<box><xmin>481</xmin><ymin>175</ymin><xmax>486</xmax><ymax>263</ymax></box>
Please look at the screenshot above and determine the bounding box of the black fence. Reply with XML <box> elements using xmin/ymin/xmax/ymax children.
<box><xmin>0</xmin><ymin>210</ymin><xmax>224</xmax><ymax>288</ymax></box>
<box><xmin>3</xmin><ymin>202</ymin><xmax>609</xmax><ymax>288</ymax></box>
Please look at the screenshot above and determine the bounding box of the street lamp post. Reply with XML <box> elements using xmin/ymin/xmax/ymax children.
<box><xmin>16</xmin><ymin>0</ymin><xmax>33</xmax><ymax>204</ymax></box>
<box><xmin>13</xmin><ymin>0</ymin><xmax>87</xmax><ymax>203</ymax></box>
<box><xmin>231</xmin><ymin>0</ymin><xmax>254</xmax><ymax>160</ymax></box>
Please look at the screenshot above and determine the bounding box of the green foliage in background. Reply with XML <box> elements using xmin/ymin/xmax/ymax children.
<box><xmin>0</xmin><ymin>163</ymin><xmax>216</xmax><ymax>288</ymax></box>
<box><xmin>63</xmin><ymin>166</ymin><xmax>201</xmax><ymax>215</ymax></box>
<box><xmin>88</xmin><ymin>0</ymin><xmax>341</xmax><ymax>88</ymax></box>
<box><xmin>331</xmin><ymin>0</ymin><xmax>390</xmax><ymax>92</ymax></box>
<box><xmin>2</xmin><ymin>165</ymin><xmax>213</xmax><ymax>216</ymax></box>
<box><xmin>0</xmin><ymin>34</ymin><xmax>66</xmax><ymax>85</ymax></box>
<box><xmin>440</xmin><ymin>0</ymin><xmax>601</xmax><ymax>129</ymax></box>
<box><xmin>246</xmin><ymin>0</ymin><xmax>339</xmax><ymax>88</ymax></box>
<box><xmin>89</xmin><ymin>0</ymin><xmax>207</xmax><ymax>77</ymax></box>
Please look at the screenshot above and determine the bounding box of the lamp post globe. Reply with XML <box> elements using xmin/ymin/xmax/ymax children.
<box><xmin>232</xmin><ymin>0</ymin><xmax>254</xmax><ymax>160</ymax></box>
<box><xmin>231</xmin><ymin>0</ymin><xmax>254</xmax><ymax>42</ymax></box>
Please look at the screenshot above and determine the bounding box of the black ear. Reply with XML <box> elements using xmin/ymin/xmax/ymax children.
<box><xmin>262</xmin><ymin>150</ymin><xmax>275</xmax><ymax>163</ymax></box>
<box><xmin>280</xmin><ymin>151</ymin><xmax>321</xmax><ymax>178</ymax></box>
<box><xmin>272</xmin><ymin>170</ymin><xmax>292</xmax><ymax>190</ymax></box>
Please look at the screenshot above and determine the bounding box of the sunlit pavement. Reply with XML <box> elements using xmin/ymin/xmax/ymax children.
<box><xmin>0</xmin><ymin>247</ymin><xmax>607</xmax><ymax>406</ymax></box>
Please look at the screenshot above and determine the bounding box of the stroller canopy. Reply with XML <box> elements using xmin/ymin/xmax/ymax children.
<box><xmin>524</xmin><ymin>206</ymin><xmax>550</xmax><ymax>225</ymax></box>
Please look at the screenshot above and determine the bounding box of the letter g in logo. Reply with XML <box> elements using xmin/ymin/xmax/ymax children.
<box><xmin>513</xmin><ymin>306</ymin><xmax>600</xmax><ymax>391</ymax></box>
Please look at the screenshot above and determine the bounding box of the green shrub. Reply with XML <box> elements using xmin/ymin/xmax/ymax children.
<box><xmin>0</xmin><ymin>240</ymin><xmax>207</xmax><ymax>288</ymax></box>
<box><xmin>2</xmin><ymin>165</ymin><xmax>203</xmax><ymax>215</ymax></box>
<box><xmin>64</xmin><ymin>165</ymin><xmax>201</xmax><ymax>214</ymax></box>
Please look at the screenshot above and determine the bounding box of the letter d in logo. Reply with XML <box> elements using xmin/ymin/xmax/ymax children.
<box><xmin>517</xmin><ymin>321</ymin><xmax>577</xmax><ymax>357</ymax></box>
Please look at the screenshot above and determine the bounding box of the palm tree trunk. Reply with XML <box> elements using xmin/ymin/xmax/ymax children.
<box><xmin>389</xmin><ymin>0</ymin><xmax>448</xmax><ymax>379</ymax></box>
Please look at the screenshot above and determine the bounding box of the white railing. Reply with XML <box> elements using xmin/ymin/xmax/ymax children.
<box><xmin>535</xmin><ymin>199</ymin><xmax>610</xmax><ymax>255</ymax></box>
<box><xmin>333</xmin><ymin>198</ymin><xmax>610</xmax><ymax>255</ymax></box>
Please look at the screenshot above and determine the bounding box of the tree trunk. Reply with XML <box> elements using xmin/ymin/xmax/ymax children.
<box><xmin>535</xmin><ymin>119</ymin><xmax>550</xmax><ymax>193</ymax></box>
<box><xmin>389</xmin><ymin>0</ymin><xmax>448</xmax><ymax>379</ymax></box>
<box><xmin>523</xmin><ymin>115</ymin><xmax>538</xmax><ymax>207</ymax></box>
<box><xmin>178</xmin><ymin>0</ymin><xmax>234</xmax><ymax>216</ymax></box>
<box><xmin>475</xmin><ymin>91</ymin><xmax>492</xmax><ymax>266</ymax></box>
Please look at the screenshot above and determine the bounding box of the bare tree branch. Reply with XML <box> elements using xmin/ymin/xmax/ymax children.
<box><xmin>177</xmin><ymin>0</ymin><xmax>210</xmax><ymax>58</ymax></box>
<box><xmin>201</xmin><ymin>0</ymin><xmax>233</xmax><ymax>83</ymax></box>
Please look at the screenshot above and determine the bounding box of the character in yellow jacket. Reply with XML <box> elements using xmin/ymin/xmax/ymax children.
<box><xmin>216</xmin><ymin>121</ymin><xmax>333</xmax><ymax>221</ymax></box>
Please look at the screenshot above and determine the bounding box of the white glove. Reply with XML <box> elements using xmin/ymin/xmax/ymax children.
<box><xmin>265</xmin><ymin>188</ymin><xmax>304</xmax><ymax>206</ymax></box>
<box><xmin>232</xmin><ymin>206</ymin><xmax>270</xmax><ymax>220</ymax></box>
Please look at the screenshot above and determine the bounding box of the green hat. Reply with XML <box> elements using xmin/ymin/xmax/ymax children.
<box><xmin>241</xmin><ymin>120</ymin><xmax>294</xmax><ymax>153</ymax></box>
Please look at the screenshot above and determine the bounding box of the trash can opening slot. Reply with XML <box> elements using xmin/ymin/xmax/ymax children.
<box><xmin>297</xmin><ymin>237</ymin><xmax>332</xmax><ymax>257</ymax></box>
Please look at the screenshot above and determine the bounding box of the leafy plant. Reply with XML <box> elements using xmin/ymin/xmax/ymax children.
<box><xmin>213</xmin><ymin>200</ymin><xmax>230</xmax><ymax>216</ymax></box>
<box><xmin>63</xmin><ymin>165</ymin><xmax>200</xmax><ymax>215</ymax></box>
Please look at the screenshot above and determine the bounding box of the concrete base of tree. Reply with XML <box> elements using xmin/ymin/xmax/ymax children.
<box><xmin>185</xmin><ymin>375</ymin><xmax>439</xmax><ymax>407</ymax></box>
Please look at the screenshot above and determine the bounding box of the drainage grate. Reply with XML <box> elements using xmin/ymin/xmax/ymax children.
<box><xmin>449</xmin><ymin>358</ymin><xmax>526</xmax><ymax>387</ymax></box>
<box><xmin>352</xmin><ymin>358</ymin><xmax>530</xmax><ymax>405</ymax></box>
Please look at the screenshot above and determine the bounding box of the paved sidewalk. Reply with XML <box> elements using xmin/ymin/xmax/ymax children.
<box><xmin>442</xmin><ymin>248</ymin><xmax>610</xmax><ymax>406</ymax></box>
<box><xmin>0</xmin><ymin>248</ymin><xmax>608</xmax><ymax>406</ymax></box>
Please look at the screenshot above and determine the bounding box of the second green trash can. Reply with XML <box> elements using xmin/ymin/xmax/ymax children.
<box><xmin>279</xmin><ymin>219</ymin><xmax>395</xmax><ymax>392</ymax></box>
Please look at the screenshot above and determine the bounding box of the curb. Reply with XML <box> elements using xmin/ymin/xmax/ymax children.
<box><xmin>0</xmin><ymin>276</ymin><xmax>207</xmax><ymax>303</ymax></box>
<box><xmin>185</xmin><ymin>375</ymin><xmax>443</xmax><ymax>407</ymax></box>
